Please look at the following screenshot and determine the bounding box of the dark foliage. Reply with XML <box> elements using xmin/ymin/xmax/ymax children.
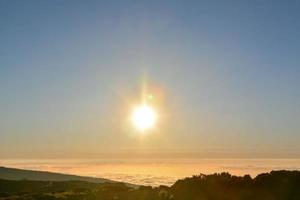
<box><xmin>171</xmin><ymin>171</ymin><xmax>300</xmax><ymax>200</ymax></box>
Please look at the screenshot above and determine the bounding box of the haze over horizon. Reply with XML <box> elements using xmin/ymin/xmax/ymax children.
<box><xmin>1</xmin><ymin>0</ymin><xmax>300</xmax><ymax>164</ymax></box>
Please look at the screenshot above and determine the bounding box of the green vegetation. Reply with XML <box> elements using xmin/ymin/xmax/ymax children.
<box><xmin>0</xmin><ymin>170</ymin><xmax>299</xmax><ymax>200</ymax></box>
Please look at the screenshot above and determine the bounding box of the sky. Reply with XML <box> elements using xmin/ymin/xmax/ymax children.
<box><xmin>0</xmin><ymin>0</ymin><xmax>299</xmax><ymax>159</ymax></box>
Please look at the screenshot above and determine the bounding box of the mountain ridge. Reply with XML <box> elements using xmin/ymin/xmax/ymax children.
<box><xmin>0</xmin><ymin>166</ymin><xmax>137</xmax><ymax>188</ymax></box>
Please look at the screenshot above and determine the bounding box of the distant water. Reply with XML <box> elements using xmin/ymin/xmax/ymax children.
<box><xmin>1</xmin><ymin>158</ymin><xmax>300</xmax><ymax>186</ymax></box>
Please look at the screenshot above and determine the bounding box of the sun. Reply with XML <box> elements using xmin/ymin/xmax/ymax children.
<box><xmin>131</xmin><ymin>104</ymin><xmax>157</xmax><ymax>131</ymax></box>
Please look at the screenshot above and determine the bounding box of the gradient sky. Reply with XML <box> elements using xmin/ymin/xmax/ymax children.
<box><xmin>0</xmin><ymin>0</ymin><xmax>299</xmax><ymax>159</ymax></box>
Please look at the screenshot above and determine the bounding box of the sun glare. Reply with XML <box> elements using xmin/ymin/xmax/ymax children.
<box><xmin>132</xmin><ymin>104</ymin><xmax>157</xmax><ymax>131</ymax></box>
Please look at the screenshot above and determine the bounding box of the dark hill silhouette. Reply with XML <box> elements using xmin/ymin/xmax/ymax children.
<box><xmin>0</xmin><ymin>169</ymin><xmax>300</xmax><ymax>199</ymax></box>
<box><xmin>0</xmin><ymin>166</ymin><xmax>110</xmax><ymax>183</ymax></box>
<box><xmin>0</xmin><ymin>166</ymin><xmax>137</xmax><ymax>188</ymax></box>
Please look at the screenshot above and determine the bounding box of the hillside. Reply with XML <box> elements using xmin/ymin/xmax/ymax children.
<box><xmin>0</xmin><ymin>166</ymin><xmax>111</xmax><ymax>183</ymax></box>
<box><xmin>0</xmin><ymin>166</ymin><xmax>137</xmax><ymax>189</ymax></box>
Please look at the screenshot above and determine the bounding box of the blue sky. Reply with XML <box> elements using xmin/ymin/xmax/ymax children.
<box><xmin>0</xmin><ymin>0</ymin><xmax>299</xmax><ymax>158</ymax></box>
